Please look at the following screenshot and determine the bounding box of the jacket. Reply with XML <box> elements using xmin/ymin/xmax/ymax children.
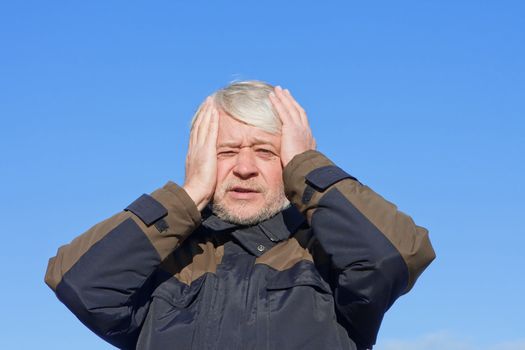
<box><xmin>45</xmin><ymin>150</ymin><xmax>435</xmax><ymax>350</ymax></box>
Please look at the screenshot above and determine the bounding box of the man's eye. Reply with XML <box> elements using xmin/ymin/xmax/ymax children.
<box><xmin>256</xmin><ymin>149</ymin><xmax>274</xmax><ymax>157</ymax></box>
<box><xmin>218</xmin><ymin>151</ymin><xmax>236</xmax><ymax>157</ymax></box>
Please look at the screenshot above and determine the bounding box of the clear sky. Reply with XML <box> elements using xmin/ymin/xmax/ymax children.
<box><xmin>1</xmin><ymin>1</ymin><xmax>524</xmax><ymax>349</ymax></box>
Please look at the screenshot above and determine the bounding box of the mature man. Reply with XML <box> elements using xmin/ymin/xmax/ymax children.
<box><xmin>45</xmin><ymin>81</ymin><xmax>435</xmax><ymax>350</ymax></box>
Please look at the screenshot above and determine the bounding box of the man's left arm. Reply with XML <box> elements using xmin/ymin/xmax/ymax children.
<box><xmin>284</xmin><ymin>149</ymin><xmax>435</xmax><ymax>348</ymax></box>
<box><xmin>270</xmin><ymin>86</ymin><xmax>436</xmax><ymax>349</ymax></box>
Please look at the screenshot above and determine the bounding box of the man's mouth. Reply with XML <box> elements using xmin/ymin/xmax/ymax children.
<box><xmin>229</xmin><ymin>186</ymin><xmax>260</xmax><ymax>193</ymax></box>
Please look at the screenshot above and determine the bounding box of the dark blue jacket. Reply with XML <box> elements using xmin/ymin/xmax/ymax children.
<box><xmin>45</xmin><ymin>151</ymin><xmax>435</xmax><ymax>349</ymax></box>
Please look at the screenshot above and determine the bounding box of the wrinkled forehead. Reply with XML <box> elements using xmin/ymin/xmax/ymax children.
<box><xmin>217</xmin><ymin>111</ymin><xmax>281</xmax><ymax>149</ymax></box>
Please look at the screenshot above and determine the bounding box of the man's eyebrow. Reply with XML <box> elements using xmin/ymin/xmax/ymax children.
<box><xmin>217</xmin><ymin>141</ymin><xmax>241</xmax><ymax>148</ymax></box>
<box><xmin>252</xmin><ymin>136</ymin><xmax>275</xmax><ymax>146</ymax></box>
<box><xmin>217</xmin><ymin>137</ymin><xmax>276</xmax><ymax>148</ymax></box>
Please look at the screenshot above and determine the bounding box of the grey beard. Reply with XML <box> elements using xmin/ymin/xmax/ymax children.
<box><xmin>211</xmin><ymin>198</ymin><xmax>290</xmax><ymax>226</ymax></box>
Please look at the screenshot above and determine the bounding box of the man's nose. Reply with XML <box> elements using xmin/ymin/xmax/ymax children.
<box><xmin>232</xmin><ymin>148</ymin><xmax>259</xmax><ymax>179</ymax></box>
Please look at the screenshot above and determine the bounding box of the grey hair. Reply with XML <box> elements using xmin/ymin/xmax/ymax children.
<box><xmin>191</xmin><ymin>80</ymin><xmax>281</xmax><ymax>134</ymax></box>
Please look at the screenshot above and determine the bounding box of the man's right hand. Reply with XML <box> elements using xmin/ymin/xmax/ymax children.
<box><xmin>183</xmin><ymin>97</ymin><xmax>219</xmax><ymax>211</ymax></box>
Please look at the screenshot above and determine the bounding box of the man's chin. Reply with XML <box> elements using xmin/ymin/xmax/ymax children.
<box><xmin>211</xmin><ymin>201</ymin><xmax>284</xmax><ymax>226</ymax></box>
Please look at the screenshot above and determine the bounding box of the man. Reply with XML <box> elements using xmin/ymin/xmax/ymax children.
<box><xmin>45</xmin><ymin>81</ymin><xmax>435</xmax><ymax>350</ymax></box>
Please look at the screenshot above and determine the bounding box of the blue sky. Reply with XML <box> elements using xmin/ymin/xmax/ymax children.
<box><xmin>1</xmin><ymin>1</ymin><xmax>524</xmax><ymax>349</ymax></box>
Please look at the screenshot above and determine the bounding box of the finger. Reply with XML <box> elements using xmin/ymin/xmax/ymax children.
<box><xmin>211</xmin><ymin>105</ymin><xmax>219</xmax><ymax>132</ymax></box>
<box><xmin>209</xmin><ymin>107</ymin><xmax>219</xmax><ymax>145</ymax></box>
<box><xmin>284</xmin><ymin>89</ymin><xmax>310</xmax><ymax>128</ymax></box>
<box><xmin>196</xmin><ymin>105</ymin><xmax>212</xmax><ymax>144</ymax></box>
<box><xmin>199</xmin><ymin>102</ymin><xmax>216</xmax><ymax>144</ymax></box>
<box><xmin>269</xmin><ymin>88</ymin><xmax>293</xmax><ymax>125</ymax></box>
<box><xmin>275</xmin><ymin>86</ymin><xmax>302</xmax><ymax>124</ymax></box>
<box><xmin>204</xmin><ymin>99</ymin><xmax>217</xmax><ymax>135</ymax></box>
<box><xmin>195</xmin><ymin>98</ymin><xmax>212</xmax><ymax>144</ymax></box>
<box><xmin>190</xmin><ymin>99</ymin><xmax>209</xmax><ymax>146</ymax></box>
<box><xmin>284</xmin><ymin>89</ymin><xmax>315</xmax><ymax>148</ymax></box>
<box><xmin>192</xmin><ymin>98</ymin><xmax>209</xmax><ymax>131</ymax></box>
<box><xmin>271</xmin><ymin>86</ymin><xmax>294</xmax><ymax>124</ymax></box>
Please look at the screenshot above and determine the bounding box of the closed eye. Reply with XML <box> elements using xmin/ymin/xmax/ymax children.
<box><xmin>217</xmin><ymin>150</ymin><xmax>237</xmax><ymax>157</ymax></box>
<box><xmin>257</xmin><ymin>149</ymin><xmax>272</xmax><ymax>154</ymax></box>
<box><xmin>256</xmin><ymin>149</ymin><xmax>276</xmax><ymax>158</ymax></box>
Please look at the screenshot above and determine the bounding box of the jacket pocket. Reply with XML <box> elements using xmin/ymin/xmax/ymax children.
<box><xmin>266</xmin><ymin>260</ymin><xmax>331</xmax><ymax>294</ymax></box>
<box><xmin>264</xmin><ymin>261</ymin><xmax>346</xmax><ymax>349</ymax></box>
<box><xmin>137</xmin><ymin>275</ymin><xmax>207</xmax><ymax>348</ymax></box>
<box><xmin>265</xmin><ymin>260</ymin><xmax>334</xmax><ymax>319</ymax></box>
<box><xmin>152</xmin><ymin>274</ymin><xmax>206</xmax><ymax>309</ymax></box>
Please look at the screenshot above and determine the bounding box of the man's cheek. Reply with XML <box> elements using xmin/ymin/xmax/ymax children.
<box><xmin>212</xmin><ymin>184</ymin><xmax>224</xmax><ymax>202</ymax></box>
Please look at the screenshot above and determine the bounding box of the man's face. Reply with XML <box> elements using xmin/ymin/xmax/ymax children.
<box><xmin>212</xmin><ymin>111</ymin><xmax>289</xmax><ymax>225</ymax></box>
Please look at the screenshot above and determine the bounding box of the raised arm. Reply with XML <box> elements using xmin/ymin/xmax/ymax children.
<box><xmin>45</xmin><ymin>98</ymin><xmax>219</xmax><ymax>349</ymax></box>
<box><xmin>270</xmin><ymin>86</ymin><xmax>436</xmax><ymax>349</ymax></box>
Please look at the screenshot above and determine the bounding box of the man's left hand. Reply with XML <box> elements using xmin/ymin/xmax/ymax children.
<box><xmin>269</xmin><ymin>86</ymin><xmax>316</xmax><ymax>167</ymax></box>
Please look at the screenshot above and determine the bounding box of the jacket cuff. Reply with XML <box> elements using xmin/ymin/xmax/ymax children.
<box><xmin>283</xmin><ymin>150</ymin><xmax>358</xmax><ymax>214</ymax></box>
<box><xmin>128</xmin><ymin>181</ymin><xmax>202</xmax><ymax>260</ymax></box>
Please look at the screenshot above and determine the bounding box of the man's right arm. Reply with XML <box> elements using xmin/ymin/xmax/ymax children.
<box><xmin>44</xmin><ymin>182</ymin><xmax>201</xmax><ymax>349</ymax></box>
<box><xmin>45</xmin><ymin>97</ymin><xmax>219</xmax><ymax>349</ymax></box>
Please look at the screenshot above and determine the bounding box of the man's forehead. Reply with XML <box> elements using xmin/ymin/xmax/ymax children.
<box><xmin>218</xmin><ymin>136</ymin><xmax>277</xmax><ymax>147</ymax></box>
<box><xmin>217</xmin><ymin>113</ymin><xmax>280</xmax><ymax>148</ymax></box>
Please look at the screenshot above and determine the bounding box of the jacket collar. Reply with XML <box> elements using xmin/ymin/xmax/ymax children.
<box><xmin>201</xmin><ymin>204</ymin><xmax>305</xmax><ymax>256</ymax></box>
